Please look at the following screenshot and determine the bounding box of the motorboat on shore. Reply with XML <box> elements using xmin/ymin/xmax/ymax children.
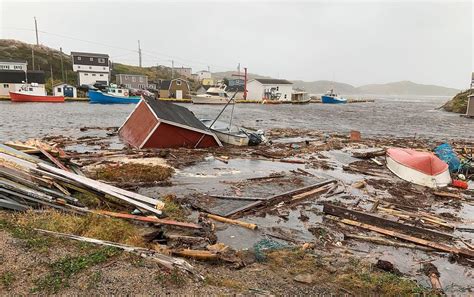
<box><xmin>9</xmin><ymin>83</ymin><xmax>64</xmax><ymax>102</ymax></box>
<box><xmin>200</xmin><ymin>119</ymin><xmax>265</xmax><ymax>146</ymax></box>
<box><xmin>192</xmin><ymin>85</ymin><xmax>234</xmax><ymax>105</ymax></box>
<box><xmin>321</xmin><ymin>89</ymin><xmax>347</xmax><ymax>104</ymax></box>
<box><xmin>291</xmin><ymin>91</ymin><xmax>311</xmax><ymax>104</ymax></box>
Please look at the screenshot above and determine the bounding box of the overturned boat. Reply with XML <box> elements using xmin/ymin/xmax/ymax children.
<box><xmin>386</xmin><ymin>148</ymin><xmax>451</xmax><ymax>188</ymax></box>
<box><xmin>200</xmin><ymin>119</ymin><xmax>265</xmax><ymax>146</ymax></box>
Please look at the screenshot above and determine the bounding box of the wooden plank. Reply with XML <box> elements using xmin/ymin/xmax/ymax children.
<box><xmin>0</xmin><ymin>196</ymin><xmax>29</xmax><ymax>211</ymax></box>
<box><xmin>323</xmin><ymin>203</ymin><xmax>453</xmax><ymax>241</ymax></box>
<box><xmin>38</xmin><ymin>146</ymin><xmax>70</xmax><ymax>172</ymax></box>
<box><xmin>333</xmin><ymin>217</ymin><xmax>474</xmax><ymax>258</ymax></box>
<box><xmin>209</xmin><ymin>195</ymin><xmax>264</xmax><ymax>201</ymax></box>
<box><xmin>206</xmin><ymin>213</ymin><xmax>257</xmax><ymax>230</ymax></box>
<box><xmin>433</xmin><ymin>191</ymin><xmax>462</xmax><ymax>200</ymax></box>
<box><xmin>38</xmin><ymin>163</ymin><xmax>164</xmax><ymax>209</ymax></box>
<box><xmin>224</xmin><ymin>179</ymin><xmax>336</xmax><ymax>217</ymax></box>
<box><xmin>291</xmin><ymin>184</ymin><xmax>334</xmax><ymax>201</ymax></box>
<box><xmin>93</xmin><ymin>210</ymin><xmax>201</xmax><ymax>229</ymax></box>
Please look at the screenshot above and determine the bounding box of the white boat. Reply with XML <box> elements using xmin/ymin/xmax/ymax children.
<box><xmin>386</xmin><ymin>148</ymin><xmax>451</xmax><ymax>188</ymax></box>
<box><xmin>192</xmin><ymin>85</ymin><xmax>234</xmax><ymax>105</ymax></box>
<box><xmin>200</xmin><ymin>119</ymin><xmax>265</xmax><ymax>146</ymax></box>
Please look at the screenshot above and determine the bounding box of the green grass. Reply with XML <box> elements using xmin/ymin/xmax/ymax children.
<box><xmin>1</xmin><ymin>272</ymin><xmax>15</xmax><ymax>289</ymax></box>
<box><xmin>0</xmin><ymin>218</ymin><xmax>52</xmax><ymax>251</ymax></box>
<box><xmin>442</xmin><ymin>89</ymin><xmax>470</xmax><ymax>113</ymax></box>
<box><xmin>33</xmin><ymin>247</ymin><xmax>120</xmax><ymax>293</ymax></box>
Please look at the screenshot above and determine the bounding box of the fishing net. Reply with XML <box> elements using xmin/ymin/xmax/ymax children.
<box><xmin>434</xmin><ymin>143</ymin><xmax>461</xmax><ymax>173</ymax></box>
<box><xmin>253</xmin><ymin>238</ymin><xmax>288</xmax><ymax>262</ymax></box>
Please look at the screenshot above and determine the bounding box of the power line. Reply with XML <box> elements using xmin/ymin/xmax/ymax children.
<box><xmin>4</xmin><ymin>26</ymin><xmax>238</xmax><ymax>71</ymax></box>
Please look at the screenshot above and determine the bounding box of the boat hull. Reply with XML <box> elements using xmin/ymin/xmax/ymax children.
<box><xmin>386</xmin><ymin>149</ymin><xmax>451</xmax><ymax>188</ymax></box>
<box><xmin>212</xmin><ymin>129</ymin><xmax>249</xmax><ymax>146</ymax></box>
<box><xmin>321</xmin><ymin>95</ymin><xmax>347</xmax><ymax>104</ymax></box>
<box><xmin>191</xmin><ymin>95</ymin><xmax>234</xmax><ymax>105</ymax></box>
<box><xmin>9</xmin><ymin>92</ymin><xmax>64</xmax><ymax>103</ymax></box>
<box><xmin>291</xmin><ymin>98</ymin><xmax>311</xmax><ymax>104</ymax></box>
<box><xmin>89</xmin><ymin>90</ymin><xmax>140</xmax><ymax>104</ymax></box>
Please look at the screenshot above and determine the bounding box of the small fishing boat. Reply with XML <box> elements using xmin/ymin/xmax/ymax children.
<box><xmin>200</xmin><ymin>119</ymin><xmax>265</xmax><ymax>146</ymax></box>
<box><xmin>192</xmin><ymin>85</ymin><xmax>234</xmax><ymax>105</ymax></box>
<box><xmin>386</xmin><ymin>148</ymin><xmax>451</xmax><ymax>188</ymax></box>
<box><xmin>291</xmin><ymin>91</ymin><xmax>311</xmax><ymax>104</ymax></box>
<box><xmin>321</xmin><ymin>89</ymin><xmax>347</xmax><ymax>104</ymax></box>
<box><xmin>9</xmin><ymin>83</ymin><xmax>64</xmax><ymax>103</ymax></box>
<box><xmin>88</xmin><ymin>89</ymin><xmax>141</xmax><ymax>104</ymax></box>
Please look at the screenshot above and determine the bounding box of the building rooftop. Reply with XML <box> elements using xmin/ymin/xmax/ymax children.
<box><xmin>253</xmin><ymin>78</ymin><xmax>293</xmax><ymax>85</ymax></box>
<box><xmin>71</xmin><ymin>51</ymin><xmax>109</xmax><ymax>58</ymax></box>
<box><xmin>0</xmin><ymin>59</ymin><xmax>27</xmax><ymax>64</ymax></box>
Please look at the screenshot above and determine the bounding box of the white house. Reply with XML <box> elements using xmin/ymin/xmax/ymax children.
<box><xmin>71</xmin><ymin>51</ymin><xmax>110</xmax><ymax>86</ymax></box>
<box><xmin>0</xmin><ymin>60</ymin><xmax>27</xmax><ymax>71</ymax></box>
<box><xmin>195</xmin><ymin>70</ymin><xmax>212</xmax><ymax>81</ymax></box>
<box><xmin>246</xmin><ymin>78</ymin><xmax>293</xmax><ymax>102</ymax></box>
<box><xmin>53</xmin><ymin>83</ymin><xmax>77</xmax><ymax>98</ymax></box>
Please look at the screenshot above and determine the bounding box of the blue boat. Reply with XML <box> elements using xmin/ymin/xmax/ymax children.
<box><xmin>321</xmin><ymin>89</ymin><xmax>347</xmax><ymax>104</ymax></box>
<box><xmin>88</xmin><ymin>90</ymin><xmax>141</xmax><ymax>104</ymax></box>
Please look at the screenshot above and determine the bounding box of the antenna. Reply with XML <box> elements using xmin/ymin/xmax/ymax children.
<box><xmin>138</xmin><ymin>40</ymin><xmax>142</xmax><ymax>67</ymax></box>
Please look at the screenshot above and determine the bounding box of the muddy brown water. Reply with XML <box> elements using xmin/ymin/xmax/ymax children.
<box><xmin>0</xmin><ymin>96</ymin><xmax>472</xmax><ymax>142</ymax></box>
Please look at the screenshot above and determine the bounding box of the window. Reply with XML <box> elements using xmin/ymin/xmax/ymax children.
<box><xmin>100</xmin><ymin>74</ymin><xmax>103</xmax><ymax>77</ymax></box>
<box><xmin>57</xmin><ymin>87</ymin><xmax>61</xmax><ymax>92</ymax></box>
<box><xmin>276</xmin><ymin>86</ymin><xmax>279</xmax><ymax>91</ymax></box>
<box><xmin>176</xmin><ymin>80</ymin><xmax>181</xmax><ymax>86</ymax></box>
<box><xmin>89</xmin><ymin>66</ymin><xmax>92</xmax><ymax>69</ymax></box>
<box><xmin>0</xmin><ymin>65</ymin><xmax>9</xmax><ymax>69</ymax></box>
<box><xmin>90</xmin><ymin>57</ymin><xmax>94</xmax><ymax>61</ymax></box>
<box><xmin>98</xmin><ymin>58</ymin><xmax>105</xmax><ymax>63</ymax></box>
<box><xmin>284</xmin><ymin>94</ymin><xmax>287</xmax><ymax>99</ymax></box>
<box><xmin>92</xmin><ymin>73</ymin><xmax>96</xmax><ymax>76</ymax></box>
<box><xmin>118</xmin><ymin>90</ymin><xmax>122</xmax><ymax>93</ymax></box>
<box><xmin>77</xmin><ymin>57</ymin><xmax>82</xmax><ymax>61</ymax></box>
<box><xmin>78</xmin><ymin>66</ymin><xmax>81</xmax><ymax>69</ymax></box>
<box><xmin>139</xmin><ymin>77</ymin><xmax>143</xmax><ymax>82</ymax></box>
<box><xmin>103</xmin><ymin>67</ymin><xmax>106</xmax><ymax>70</ymax></box>
<box><xmin>14</xmin><ymin>65</ymin><xmax>22</xmax><ymax>70</ymax></box>
<box><xmin>84</xmin><ymin>73</ymin><xmax>89</xmax><ymax>76</ymax></box>
<box><xmin>29</xmin><ymin>87</ymin><xmax>33</xmax><ymax>91</ymax></box>
<box><xmin>3</xmin><ymin>84</ymin><xmax>8</xmax><ymax>88</ymax></box>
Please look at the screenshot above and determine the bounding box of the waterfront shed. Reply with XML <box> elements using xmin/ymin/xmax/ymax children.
<box><xmin>118</xmin><ymin>97</ymin><xmax>222</xmax><ymax>149</ymax></box>
<box><xmin>159</xmin><ymin>79</ymin><xmax>190</xmax><ymax>99</ymax></box>
<box><xmin>246</xmin><ymin>78</ymin><xmax>293</xmax><ymax>102</ymax></box>
<box><xmin>53</xmin><ymin>83</ymin><xmax>77</xmax><ymax>98</ymax></box>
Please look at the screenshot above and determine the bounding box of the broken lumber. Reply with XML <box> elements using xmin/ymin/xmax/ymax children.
<box><xmin>331</xmin><ymin>217</ymin><xmax>474</xmax><ymax>258</ymax></box>
<box><xmin>206</xmin><ymin>213</ymin><xmax>257</xmax><ymax>230</ymax></box>
<box><xmin>344</xmin><ymin>233</ymin><xmax>434</xmax><ymax>251</ymax></box>
<box><xmin>209</xmin><ymin>195</ymin><xmax>264</xmax><ymax>201</ymax></box>
<box><xmin>291</xmin><ymin>184</ymin><xmax>334</xmax><ymax>201</ymax></box>
<box><xmin>35</xmin><ymin>228</ymin><xmax>202</xmax><ymax>278</ymax></box>
<box><xmin>323</xmin><ymin>203</ymin><xmax>453</xmax><ymax>241</ymax></box>
<box><xmin>172</xmin><ymin>249</ymin><xmax>218</xmax><ymax>261</ymax></box>
<box><xmin>433</xmin><ymin>191</ymin><xmax>462</xmax><ymax>200</ymax></box>
<box><xmin>37</xmin><ymin>145</ymin><xmax>70</xmax><ymax>172</ymax></box>
<box><xmin>247</xmin><ymin>174</ymin><xmax>285</xmax><ymax>181</ymax></box>
<box><xmin>93</xmin><ymin>210</ymin><xmax>201</xmax><ymax>229</ymax></box>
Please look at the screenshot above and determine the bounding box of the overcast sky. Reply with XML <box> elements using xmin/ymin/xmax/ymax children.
<box><xmin>0</xmin><ymin>0</ymin><xmax>472</xmax><ymax>89</ymax></box>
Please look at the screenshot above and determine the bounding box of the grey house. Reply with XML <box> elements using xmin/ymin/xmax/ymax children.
<box><xmin>116</xmin><ymin>74</ymin><xmax>148</xmax><ymax>89</ymax></box>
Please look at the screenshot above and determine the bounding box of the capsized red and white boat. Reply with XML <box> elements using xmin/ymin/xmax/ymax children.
<box><xmin>386</xmin><ymin>148</ymin><xmax>451</xmax><ymax>188</ymax></box>
<box><xmin>9</xmin><ymin>83</ymin><xmax>64</xmax><ymax>103</ymax></box>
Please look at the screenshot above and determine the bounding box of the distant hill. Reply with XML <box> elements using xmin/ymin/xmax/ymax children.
<box><xmin>356</xmin><ymin>81</ymin><xmax>460</xmax><ymax>96</ymax></box>
<box><xmin>292</xmin><ymin>80</ymin><xmax>459</xmax><ymax>96</ymax></box>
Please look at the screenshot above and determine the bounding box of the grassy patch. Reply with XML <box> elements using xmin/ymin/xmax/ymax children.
<box><xmin>204</xmin><ymin>276</ymin><xmax>247</xmax><ymax>291</ymax></box>
<box><xmin>93</xmin><ymin>163</ymin><xmax>173</xmax><ymax>183</ymax></box>
<box><xmin>266</xmin><ymin>248</ymin><xmax>426</xmax><ymax>296</ymax></box>
<box><xmin>442</xmin><ymin>89</ymin><xmax>469</xmax><ymax>114</ymax></box>
<box><xmin>154</xmin><ymin>268</ymin><xmax>187</xmax><ymax>288</ymax></box>
<box><xmin>162</xmin><ymin>194</ymin><xmax>186</xmax><ymax>221</ymax></box>
<box><xmin>11</xmin><ymin>210</ymin><xmax>146</xmax><ymax>247</ymax></box>
<box><xmin>0</xmin><ymin>218</ymin><xmax>52</xmax><ymax>251</ymax></box>
<box><xmin>33</xmin><ymin>247</ymin><xmax>119</xmax><ymax>293</ymax></box>
<box><xmin>1</xmin><ymin>271</ymin><xmax>15</xmax><ymax>289</ymax></box>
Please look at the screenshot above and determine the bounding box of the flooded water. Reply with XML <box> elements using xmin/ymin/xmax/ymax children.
<box><xmin>1</xmin><ymin>96</ymin><xmax>472</xmax><ymax>142</ymax></box>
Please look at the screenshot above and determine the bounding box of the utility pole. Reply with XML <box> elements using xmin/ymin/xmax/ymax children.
<box><xmin>207</xmin><ymin>65</ymin><xmax>210</xmax><ymax>72</ymax></box>
<box><xmin>60</xmin><ymin>47</ymin><xmax>65</xmax><ymax>82</ymax></box>
<box><xmin>138</xmin><ymin>40</ymin><xmax>142</xmax><ymax>67</ymax></box>
<box><xmin>34</xmin><ymin>17</ymin><xmax>39</xmax><ymax>45</ymax></box>
<box><xmin>171</xmin><ymin>60</ymin><xmax>174</xmax><ymax>79</ymax></box>
<box><xmin>31</xmin><ymin>47</ymin><xmax>35</xmax><ymax>70</ymax></box>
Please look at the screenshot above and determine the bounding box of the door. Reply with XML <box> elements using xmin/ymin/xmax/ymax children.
<box><xmin>64</xmin><ymin>87</ymin><xmax>74</xmax><ymax>97</ymax></box>
<box><xmin>176</xmin><ymin>90</ymin><xmax>183</xmax><ymax>99</ymax></box>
